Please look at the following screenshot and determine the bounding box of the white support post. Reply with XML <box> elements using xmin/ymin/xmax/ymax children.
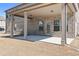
<box><xmin>10</xmin><ymin>15</ymin><xmax>14</xmax><ymax>37</ymax></box>
<box><xmin>5</xmin><ymin>13</ymin><xmax>8</xmax><ymax>33</ymax></box>
<box><xmin>24</xmin><ymin>12</ymin><xmax>28</xmax><ymax>39</ymax></box>
<box><xmin>61</xmin><ymin>3</ymin><xmax>67</xmax><ymax>45</ymax></box>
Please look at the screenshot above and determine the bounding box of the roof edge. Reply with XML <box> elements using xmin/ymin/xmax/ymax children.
<box><xmin>5</xmin><ymin>3</ymin><xmax>25</xmax><ymax>12</ymax></box>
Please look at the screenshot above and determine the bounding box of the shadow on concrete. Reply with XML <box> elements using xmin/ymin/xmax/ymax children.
<box><xmin>0</xmin><ymin>34</ymin><xmax>51</xmax><ymax>42</ymax></box>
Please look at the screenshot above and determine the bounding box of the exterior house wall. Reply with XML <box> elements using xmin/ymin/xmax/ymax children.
<box><xmin>48</xmin><ymin>15</ymin><xmax>75</xmax><ymax>38</ymax></box>
<box><xmin>6</xmin><ymin>16</ymin><xmax>24</xmax><ymax>34</ymax></box>
<box><xmin>13</xmin><ymin>16</ymin><xmax>24</xmax><ymax>34</ymax></box>
<box><xmin>6</xmin><ymin>15</ymin><xmax>75</xmax><ymax>38</ymax></box>
<box><xmin>27</xmin><ymin>16</ymin><xmax>53</xmax><ymax>35</ymax></box>
<box><xmin>74</xmin><ymin>10</ymin><xmax>79</xmax><ymax>36</ymax></box>
<box><xmin>6</xmin><ymin>16</ymin><xmax>10</xmax><ymax>33</ymax></box>
<box><xmin>67</xmin><ymin>15</ymin><xmax>75</xmax><ymax>38</ymax></box>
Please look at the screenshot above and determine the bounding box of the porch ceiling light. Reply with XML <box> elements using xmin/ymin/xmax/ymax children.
<box><xmin>50</xmin><ymin>10</ymin><xmax>54</xmax><ymax>12</ymax></box>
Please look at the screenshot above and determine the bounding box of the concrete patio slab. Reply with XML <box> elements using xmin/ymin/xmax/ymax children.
<box><xmin>15</xmin><ymin>35</ymin><xmax>74</xmax><ymax>45</ymax></box>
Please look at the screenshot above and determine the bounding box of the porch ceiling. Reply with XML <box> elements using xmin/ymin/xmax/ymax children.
<box><xmin>6</xmin><ymin>3</ymin><xmax>76</xmax><ymax>17</ymax></box>
<box><xmin>18</xmin><ymin>4</ymin><xmax>63</xmax><ymax>17</ymax></box>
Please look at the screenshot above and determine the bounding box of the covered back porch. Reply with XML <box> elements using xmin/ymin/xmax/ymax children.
<box><xmin>5</xmin><ymin>3</ymin><xmax>79</xmax><ymax>45</ymax></box>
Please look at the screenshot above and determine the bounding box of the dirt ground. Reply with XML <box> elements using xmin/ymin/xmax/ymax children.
<box><xmin>0</xmin><ymin>31</ymin><xmax>79</xmax><ymax>56</ymax></box>
<box><xmin>70</xmin><ymin>37</ymin><xmax>79</xmax><ymax>49</ymax></box>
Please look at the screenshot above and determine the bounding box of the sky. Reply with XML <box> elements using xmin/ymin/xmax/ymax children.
<box><xmin>0</xmin><ymin>3</ymin><xmax>19</xmax><ymax>16</ymax></box>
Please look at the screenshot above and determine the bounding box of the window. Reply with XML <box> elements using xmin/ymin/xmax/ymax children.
<box><xmin>54</xmin><ymin>20</ymin><xmax>60</xmax><ymax>31</ymax></box>
<box><xmin>38</xmin><ymin>21</ymin><xmax>44</xmax><ymax>31</ymax></box>
<box><xmin>67</xmin><ymin>24</ymin><xmax>68</xmax><ymax>32</ymax></box>
<box><xmin>47</xmin><ymin>24</ymin><xmax>50</xmax><ymax>33</ymax></box>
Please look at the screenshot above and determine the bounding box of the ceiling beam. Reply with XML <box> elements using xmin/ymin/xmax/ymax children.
<box><xmin>14</xmin><ymin>14</ymin><xmax>24</xmax><ymax>18</ymax></box>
